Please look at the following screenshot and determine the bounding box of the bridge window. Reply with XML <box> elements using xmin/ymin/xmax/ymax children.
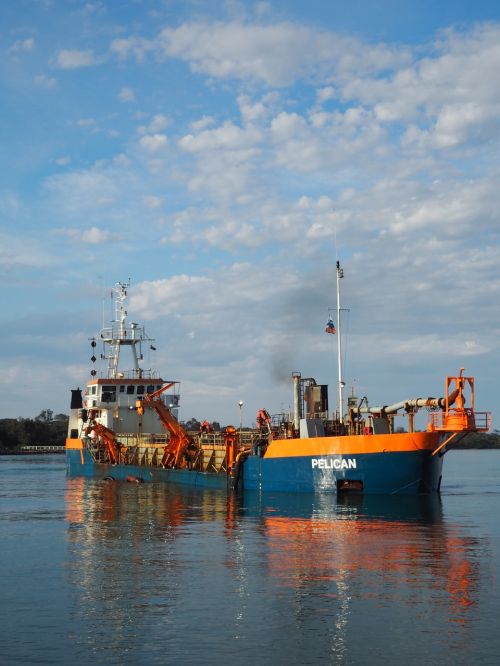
<box><xmin>101</xmin><ymin>386</ymin><xmax>116</xmax><ymax>403</ymax></box>
<box><xmin>119</xmin><ymin>385</ymin><xmax>125</xmax><ymax>393</ymax></box>
<box><xmin>126</xmin><ymin>385</ymin><xmax>135</xmax><ymax>395</ymax></box>
<box><xmin>147</xmin><ymin>385</ymin><xmax>155</xmax><ymax>394</ymax></box>
<box><xmin>137</xmin><ymin>385</ymin><xmax>145</xmax><ymax>395</ymax></box>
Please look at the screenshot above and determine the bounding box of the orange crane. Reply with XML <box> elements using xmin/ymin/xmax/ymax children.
<box><xmin>139</xmin><ymin>383</ymin><xmax>198</xmax><ymax>469</ymax></box>
<box><xmin>84</xmin><ymin>420</ymin><xmax>121</xmax><ymax>464</ymax></box>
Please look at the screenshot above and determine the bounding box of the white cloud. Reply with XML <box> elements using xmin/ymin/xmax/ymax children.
<box><xmin>138</xmin><ymin>114</ymin><xmax>169</xmax><ymax>134</ymax></box>
<box><xmin>157</xmin><ymin>21</ymin><xmax>321</xmax><ymax>86</ymax></box>
<box><xmin>255</xmin><ymin>2</ymin><xmax>272</xmax><ymax>18</ymax></box>
<box><xmin>109</xmin><ymin>20</ymin><xmax>407</xmax><ymax>87</ymax></box>
<box><xmin>368</xmin><ymin>334</ymin><xmax>490</xmax><ymax>358</ymax></box>
<box><xmin>9</xmin><ymin>38</ymin><xmax>35</xmax><ymax>53</ymax></box>
<box><xmin>75</xmin><ymin>118</ymin><xmax>96</xmax><ymax>127</ymax></box>
<box><xmin>44</xmin><ymin>164</ymin><xmax>123</xmax><ymax>213</ymax></box>
<box><xmin>268</xmin><ymin>108</ymin><xmax>386</xmax><ymax>172</ymax></box>
<box><xmin>107</xmin><ymin>19</ymin><xmax>500</xmax><ymax>162</ymax></box>
<box><xmin>0</xmin><ymin>193</ymin><xmax>20</xmax><ymax>213</ymax></box>
<box><xmin>190</xmin><ymin>116</ymin><xmax>215</xmax><ymax>132</ymax></box>
<box><xmin>316</xmin><ymin>86</ymin><xmax>336</xmax><ymax>104</ymax></box>
<box><xmin>81</xmin><ymin>2</ymin><xmax>105</xmax><ymax>16</ymax></box>
<box><xmin>270</xmin><ymin>111</ymin><xmax>307</xmax><ymax>141</ymax></box>
<box><xmin>139</xmin><ymin>133</ymin><xmax>168</xmax><ymax>152</ymax></box>
<box><xmin>237</xmin><ymin>92</ymin><xmax>279</xmax><ymax>124</ymax></box>
<box><xmin>179</xmin><ymin>121</ymin><xmax>262</xmax><ymax>153</ymax></box>
<box><xmin>55</xmin><ymin>226</ymin><xmax>114</xmax><ymax>244</ymax></box>
<box><xmin>109</xmin><ymin>36</ymin><xmax>153</xmax><ymax>62</ymax></box>
<box><xmin>81</xmin><ymin>226</ymin><xmax>112</xmax><ymax>243</ymax></box>
<box><xmin>42</xmin><ymin>154</ymin><xmax>166</xmax><ymax>231</ymax></box>
<box><xmin>176</xmin><ymin>119</ymin><xmax>262</xmax><ymax>201</ymax></box>
<box><xmin>346</xmin><ymin>24</ymin><xmax>500</xmax><ymax>151</ymax></box>
<box><xmin>154</xmin><ymin>21</ymin><xmax>407</xmax><ymax>87</ymax></box>
<box><xmin>143</xmin><ymin>195</ymin><xmax>163</xmax><ymax>208</ymax></box>
<box><xmin>101</xmin><ymin>17</ymin><xmax>500</xmax><ymax>186</ymax></box>
<box><xmin>129</xmin><ymin>265</ymin><xmax>302</xmax><ymax>320</ymax></box>
<box><xmin>0</xmin><ymin>234</ymin><xmax>53</xmax><ymax>268</ymax></box>
<box><xmin>118</xmin><ymin>87</ymin><xmax>136</xmax><ymax>102</ymax></box>
<box><xmin>53</xmin><ymin>49</ymin><xmax>98</xmax><ymax>69</ymax></box>
<box><xmin>34</xmin><ymin>74</ymin><xmax>57</xmax><ymax>88</ymax></box>
<box><xmin>0</xmin><ymin>358</ymin><xmax>91</xmax><ymax>421</ymax></box>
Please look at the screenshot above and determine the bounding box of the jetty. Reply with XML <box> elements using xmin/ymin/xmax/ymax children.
<box><xmin>0</xmin><ymin>446</ymin><xmax>65</xmax><ymax>456</ymax></box>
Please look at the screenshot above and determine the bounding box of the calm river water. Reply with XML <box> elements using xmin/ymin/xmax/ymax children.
<box><xmin>1</xmin><ymin>451</ymin><xmax>500</xmax><ymax>665</ymax></box>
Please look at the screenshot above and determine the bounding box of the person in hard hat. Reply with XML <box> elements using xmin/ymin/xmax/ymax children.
<box><xmin>200</xmin><ymin>420</ymin><xmax>211</xmax><ymax>434</ymax></box>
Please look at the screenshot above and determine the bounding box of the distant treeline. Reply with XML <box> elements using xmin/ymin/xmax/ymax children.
<box><xmin>0</xmin><ymin>411</ymin><xmax>498</xmax><ymax>450</ymax></box>
<box><xmin>0</xmin><ymin>411</ymin><xmax>69</xmax><ymax>450</ymax></box>
<box><xmin>0</xmin><ymin>413</ymin><xmax>224</xmax><ymax>451</ymax></box>
<box><xmin>456</xmin><ymin>431</ymin><xmax>500</xmax><ymax>449</ymax></box>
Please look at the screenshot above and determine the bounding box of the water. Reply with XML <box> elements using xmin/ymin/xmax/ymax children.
<box><xmin>1</xmin><ymin>452</ymin><xmax>500</xmax><ymax>665</ymax></box>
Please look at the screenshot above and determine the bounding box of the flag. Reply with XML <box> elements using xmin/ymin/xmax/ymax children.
<box><xmin>325</xmin><ymin>318</ymin><xmax>336</xmax><ymax>334</ymax></box>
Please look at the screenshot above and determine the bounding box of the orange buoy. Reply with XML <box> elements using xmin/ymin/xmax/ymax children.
<box><xmin>126</xmin><ymin>475</ymin><xmax>144</xmax><ymax>484</ymax></box>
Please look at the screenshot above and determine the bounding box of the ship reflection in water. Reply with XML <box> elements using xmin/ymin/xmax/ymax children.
<box><xmin>65</xmin><ymin>479</ymin><xmax>487</xmax><ymax>664</ymax></box>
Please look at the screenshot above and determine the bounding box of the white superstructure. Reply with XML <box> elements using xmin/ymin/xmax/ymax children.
<box><xmin>68</xmin><ymin>281</ymin><xmax>180</xmax><ymax>439</ymax></box>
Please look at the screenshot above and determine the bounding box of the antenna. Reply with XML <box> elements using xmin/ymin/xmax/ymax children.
<box><xmin>336</xmin><ymin>260</ymin><xmax>344</xmax><ymax>423</ymax></box>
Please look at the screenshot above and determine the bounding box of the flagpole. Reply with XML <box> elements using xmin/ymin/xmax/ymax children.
<box><xmin>336</xmin><ymin>261</ymin><xmax>344</xmax><ymax>423</ymax></box>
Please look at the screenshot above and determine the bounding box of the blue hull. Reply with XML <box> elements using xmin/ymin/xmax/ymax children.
<box><xmin>67</xmin><ymin>447</ymin><xmax>443</xmax><ymax>495</ymax></box>
<box><xmin>243</xmin><ymin>450</ymin><xmax>443</xmax><ymax>495</ymax></box>
<box><xmin>66</xmin><ymin>448</ymin><xmax>231</xmax><ymax>490</ymax></box>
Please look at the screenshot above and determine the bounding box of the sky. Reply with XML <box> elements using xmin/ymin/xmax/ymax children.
<box><xmin>1</xmin><ymin>0</ymin><xmax>499</xmax><ymax>430</ymax></box>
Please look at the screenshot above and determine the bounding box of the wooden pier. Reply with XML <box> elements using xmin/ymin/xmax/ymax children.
<box><xmin>0</xmin><ymin>446</ymin><xmax>65</xmax><ymax>456</ymax></box>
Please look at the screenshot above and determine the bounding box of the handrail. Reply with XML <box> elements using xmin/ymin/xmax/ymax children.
<box><xmin>428</xmin><ymin>410</ymin><xmax>491</xmax><ymax>433</ymax></box>
<box><xmin>20</xmin><ymin>445</ymin><xmax>65</xmax><ymax>451</ymax></box>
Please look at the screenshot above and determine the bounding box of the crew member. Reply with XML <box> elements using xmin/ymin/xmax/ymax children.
<box><xmin>200</xmin><ymin>420</ymin><xmax>211</xmax><ymax>434</ymax></box>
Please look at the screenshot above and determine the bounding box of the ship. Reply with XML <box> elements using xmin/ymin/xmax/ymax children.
<box><xmin>66</xmin><ymin>274</ymin><xmax>491</xmax><ymax>495</ymax></box>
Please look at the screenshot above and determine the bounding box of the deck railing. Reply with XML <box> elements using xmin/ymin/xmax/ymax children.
<box><xmin>428</xmin><ymin>410</ymin><xmax>491</xmax><ymax>432</ymax></box>
<box><xmin>19</xmin><ymin>446</ymin><xmax>66</xmax><ymax>453</ymax></box>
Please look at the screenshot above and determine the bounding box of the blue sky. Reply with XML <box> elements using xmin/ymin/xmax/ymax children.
<box><xmin>1</xmin><ymin>0</ymin><xmax>499</xmax><ymax>429</ymax></box>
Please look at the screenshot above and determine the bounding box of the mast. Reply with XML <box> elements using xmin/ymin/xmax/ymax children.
<box><xmin>98</xmin><ymin>281</ymin><xmax>155</xmax><ymax>379</ymax></box>
<box><xmin>109</xmin><ymin>282</ymin><xmax>128</xmax><ymax>377</ymax></box>
<box><xmin>336</xmin><ymin>261</ymin><xmax>344</xmax><ymax>423</ymax></box>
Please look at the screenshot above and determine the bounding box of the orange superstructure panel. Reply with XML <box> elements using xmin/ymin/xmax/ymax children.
<box><xmin>65</xmin><ymin>438</ymin><xmax>84</xmax><ymax>450</ymax></box>
<box><xmin>264</xmin><ymin>431</ymin><xmax>441</xmax><ymax>458</ymax></box>
<box><xmin>86</xmin><ymin>378</ymin><xmax>165</xmax><ymax>385</ymax></box>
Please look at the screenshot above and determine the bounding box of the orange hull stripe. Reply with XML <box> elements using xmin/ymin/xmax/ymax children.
<box><xmin>264</xmin><ymin>432</ymin><xmax>441</xmax><ymax>458</ymax></box>
<box><xmin>66</xmin><ymin>438</ymin><xmax>83</xmax><ymax>450</ymax></box>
